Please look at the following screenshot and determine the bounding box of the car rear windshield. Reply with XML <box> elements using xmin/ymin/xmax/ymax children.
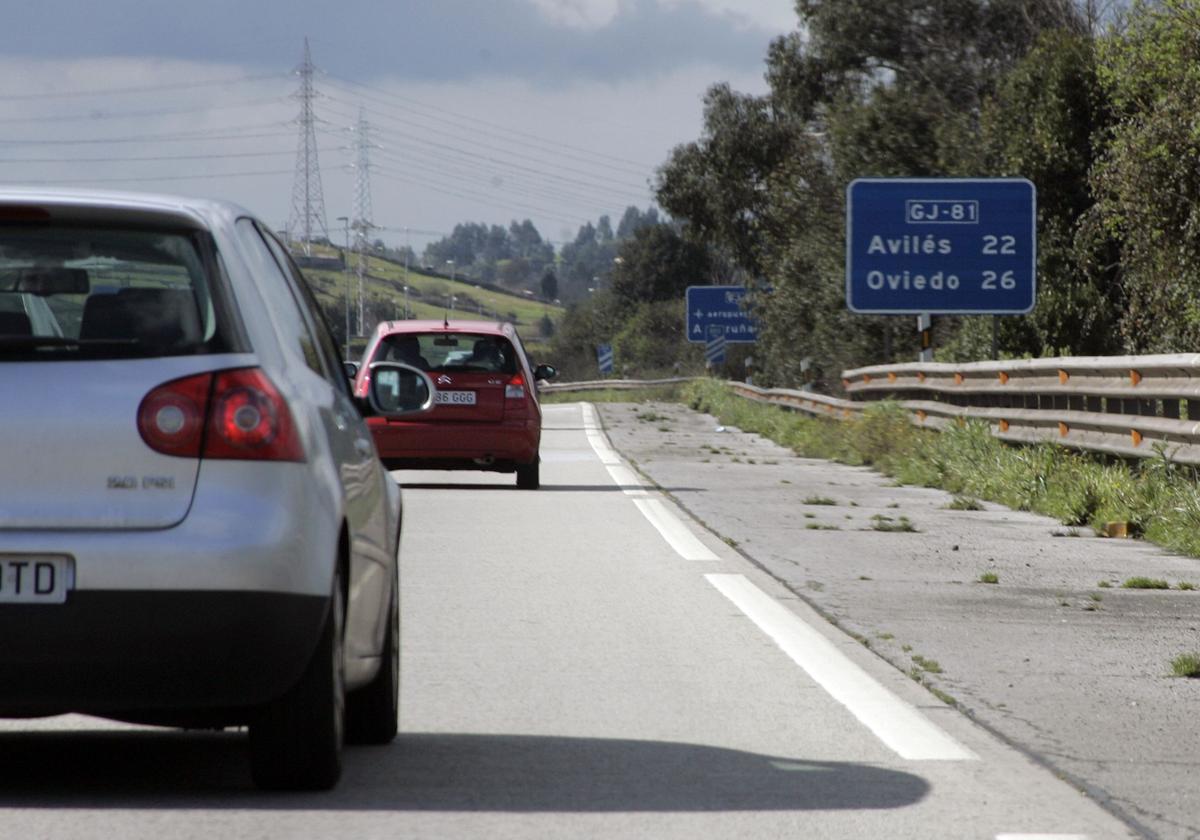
<box><xmin>373</xmin><ymin>332</ymin><xmax>517</xmax><ymax>375</ymax></box>
<box><xmin>0</xmin><ymin>225</ymin><xmax>231</xmax><ymax>361</ymax></box>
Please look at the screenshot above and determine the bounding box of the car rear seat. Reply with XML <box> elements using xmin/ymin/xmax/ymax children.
<box><xmin>79</xmin><ymin>288</ymin><xmax>202</xmax><ymax>349</ymax></box>
<box><xmin>0</xmin><ymin>312</ymin><xmax>32</xmax><ymax>337</ymax></box>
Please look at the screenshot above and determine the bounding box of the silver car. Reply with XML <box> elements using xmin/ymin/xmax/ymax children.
<box><xmin>0</xmin><ymin>188</ymin><xmax>433</xmax><ymax>790</ymax></box>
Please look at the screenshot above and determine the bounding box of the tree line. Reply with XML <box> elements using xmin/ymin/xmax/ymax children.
<box><xmin>557</xmin><ymin>0</ymin><xmax>1200</xmax><ymax>388</ymax></box>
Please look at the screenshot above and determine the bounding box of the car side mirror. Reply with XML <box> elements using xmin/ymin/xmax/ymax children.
<box><xmin>366</xmin><ymin>362</ymin><xmax>436</xmax><ymax>416</ymax></box>
<box><xmin>534</xmin><ymin>364</ymin><xmax>557</xmax><ymax>382</ymax></box>
<box><xmin>343</xmin><ymin>360</ymin><xmax>360</xmax><ymax>381</ymax></box>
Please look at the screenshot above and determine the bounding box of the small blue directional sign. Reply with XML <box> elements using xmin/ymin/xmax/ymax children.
<box><xmin>596</xmin><ymin>343</ymin><xmax>614</xmax><ymax>375</ymax></box>
<box><xmin>686</xmin><ymin>285</ymin><xmax>759</xmax><ymax>343</ymax></box>
<box><xmin>846</xmin><ymin>178</ymin><xmax>1036</xmax><ymax>314</ymax></box>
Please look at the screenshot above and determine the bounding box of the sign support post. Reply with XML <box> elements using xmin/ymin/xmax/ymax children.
<box><xmin>917</xmin><ymin>313</ymin><xmax>933</xmax><ymax>362</ymax></box>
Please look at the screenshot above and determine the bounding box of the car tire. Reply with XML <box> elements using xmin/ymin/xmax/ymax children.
<box><xmin>516</xmin><ymin>457</ymin><xmax>539</xmax><ymax>490</ymax></box>
<box><xmin>249</xmin><ymin>568</ymin><xmax>345</xmax><ymax>791</ymax></box>
<box><xmin>345</xmin><ymin>582</ymin><xmax>399</xmax><ymax>745</ymax></box>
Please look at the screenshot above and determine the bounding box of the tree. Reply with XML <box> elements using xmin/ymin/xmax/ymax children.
<box><xmin>541</xmin><ymin>270</ymin><xmax>559</xmax><ymax>301</ymax></box>
<box><xmin>1090</xmin><ymin>0</ymin><xmax>1200</xmax><ymax>352</ymax></box>
<box><xmin>656</xmin><ymin>0</ymin><xmax>1092</xmax><ymax>385</ymax></box>
<box><xmin>610</xmin><ymin>224</ymin><xmax>713</xmax><ymax>306</ymax></box>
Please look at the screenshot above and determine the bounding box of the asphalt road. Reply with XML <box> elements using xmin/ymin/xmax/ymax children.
<box><xmin>599</xmin><ymin>399</ymin><xmax>1200</xmax><ymax>840</ymax></box>
<box><xmin>0</xmin><ymin>402</ymin><xmax>1135</xmax><ymax>838</ymax></box>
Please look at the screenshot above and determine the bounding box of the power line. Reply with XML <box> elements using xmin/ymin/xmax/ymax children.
<box><xmin>0</xmin><ymin>125</ymin><xmax>293</xmax><ymax>146</ymax></box>
<box><xmin>12</xmin><ymin>169</ymin><xmax>294</xmax><ymax>185</ymax></box>
<box><xmin>319</xmin><ymin>88</ymin><xmax>650</xmax><ymax>185</ymax></box>
<box><xmin>369</xmin><ymin>146</ymin><xmax>639</xmax><ymax>214</ymax></box>
<box><xmin>318</xmin><ymin>100</ymin><xmax>650</xmax><ymax>199</ymax></box>
<box><xmin>0</xmin><ymin>149</ymin><xmax>327</xmax><ymax>165</ymax></box>
<box><xmin>0</xmin><ymin>96</ymin><xmax>287</xmax><ymax>125</ymax></box>
<box><xmin>323</xmin><ymin>73</ymin><xmax>657</xmax><ymax>173</ymax></box>
<box><xmin>372</xmin><ymin>165</ymin><xmax>593</xmax><ymax>228</ymax></box>
<box><xmin>0</xmin><ymin>72</ymin><xmax>288</xmax><ymax>102</ymax></box>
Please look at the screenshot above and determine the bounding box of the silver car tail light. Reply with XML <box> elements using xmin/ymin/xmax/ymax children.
<box><xmin>138</xmin><ymin>367</ymin><xmax>305</xmax><ymax>462</ymax></box>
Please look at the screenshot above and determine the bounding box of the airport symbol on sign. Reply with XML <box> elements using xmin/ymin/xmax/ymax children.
<box><xmin>845</xmin><ymin>178</ymin><xmax>1037</xmax><ymax>314</ymax></box>
<box><xmin>686</xmin><ymin>285</ymin><xmax>759</xmax><ymax>343</ymax></box>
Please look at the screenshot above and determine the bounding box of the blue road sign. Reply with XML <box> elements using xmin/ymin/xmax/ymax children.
<box><xmin>686</xmin><ymin>285</ymin><xmax>759</xmax><ymax>343</ymax></box>
<box><xmin>704</xmin><ymin>329</ymin><xmax>727</xmax><ymax>366</ymax></box>
<box><xmin>596</xmin><ymin>343</ymin><xmax>614</xmax><ymax>375</ymax></box>
<box><xmin>846</xmin><ymin>178</ymin><xmax>1036</xmax><ymax>314</ymax></box>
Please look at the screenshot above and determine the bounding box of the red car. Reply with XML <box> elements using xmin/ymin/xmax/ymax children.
<box><xmin>354</xmin><ymin>320</ymin><xmax>556</xmax><ymax>489</ymax></box>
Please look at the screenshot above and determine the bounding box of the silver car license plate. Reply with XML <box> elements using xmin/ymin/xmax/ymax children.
<box><xmin>0</xmin><ymin>555</ymin><xmax>73</xmax><ymax>604</ymax></box>
<box><xmin>435</xmin><ymin>390</ymin><xmax>477</xmax><ymax>406</ymax></box>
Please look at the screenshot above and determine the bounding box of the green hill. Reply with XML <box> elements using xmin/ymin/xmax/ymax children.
<box><xmin>296</xmin><ymin>245</ymin><xmax>563</xmax><ymax>359</ymax></box>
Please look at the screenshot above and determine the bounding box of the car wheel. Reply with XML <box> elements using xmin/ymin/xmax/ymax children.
<box><xmin>345</xmin><ymin>581</ymin><xmax>399</xmax><ymax>745</ymax></box>
<box><xmin>249</xmin><ymin>568</ymin><xmax>345</xmax><ymax>791</ymax></box>
<box><xmin>516</xmin><ymin>457</ymin><xmax>539</xmax><ymax>490</ymax></box>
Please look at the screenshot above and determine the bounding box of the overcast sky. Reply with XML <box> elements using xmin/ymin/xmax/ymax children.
<box><xmin>0</xmin><ymin>0</ymin><xmax>796</xmax><ymax>252</ymax></box>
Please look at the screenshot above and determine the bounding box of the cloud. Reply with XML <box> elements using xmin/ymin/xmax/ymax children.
<box><xmin>0</xmin><ymin>0</ymin><xmax>783</xmax><ymax>85</ymax></box>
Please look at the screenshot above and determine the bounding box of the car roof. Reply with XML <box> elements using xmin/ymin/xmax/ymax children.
<box><xmin>0</xmin><ymin>186</ymin><xmax>256</xmax><ymax>231</ymax></box>
<box><xmin>376</xmin><ymin>320</ymin><xmax>517</xmax><ymax>340</ymax></box>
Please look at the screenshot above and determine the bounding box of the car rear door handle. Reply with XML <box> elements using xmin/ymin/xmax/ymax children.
<box><xmin>354</xmin><ymin>437</ymin><xmax>374</xmax><ymax>457</ymax></box>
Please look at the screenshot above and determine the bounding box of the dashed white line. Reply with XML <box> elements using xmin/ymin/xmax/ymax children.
<box><xmin>705</xmin><ymin>572</ymin><xmax>978</xmax><ymax>762</ymax></box>
<box><xmin>633</xmin><ymin>498</ymin><xmax>721</xmax><ymax>562</ymax></box>
<box><xmin>579</xmin><ymin>402</ymin><xmax>719</xmax><ymax>560</ymax></box>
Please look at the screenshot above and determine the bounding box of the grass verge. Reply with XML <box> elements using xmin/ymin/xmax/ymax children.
<box><xmin>1171</xmin><ymin>653</ymin><xmax>1200</xmax><ymax>677</ymax></box>
<box><xmin>541</xmin><ymin>384</ymin><xmax>689</xmax><ymax>404</ymax></box>
<box><xmin>683</xmin><ymin>379</ymin><xmax>1200</xmax><ymax>559</ymax></box>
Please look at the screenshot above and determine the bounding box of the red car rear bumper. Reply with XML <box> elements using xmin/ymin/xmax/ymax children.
<box><xmin>367</xmin><ymin>417</ymin><xmax>540</xmax><ymax>468</ymax></box>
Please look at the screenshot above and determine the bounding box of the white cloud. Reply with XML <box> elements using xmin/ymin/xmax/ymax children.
<box><xmin>526</xmin><ymin>0</ymin><xmax>795</xmax><ymax>34</ymax></box>
<box><xmin>526</xmin><ymin>0</ymin><xmax>622</xmax><ymax>29</ymax></box>
<box><xmin>0</xmin><ymin>54</ymin><xmax>769</xmax><ymax>251</ymax></box>
<box><xmin>670</xmin><ymin>0</ymin><xmax>797</xmax><ymax>33</ymax></box>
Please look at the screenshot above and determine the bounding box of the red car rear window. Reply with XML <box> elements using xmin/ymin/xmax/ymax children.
<box><xmin>374</xmin><ymin>332</ymin><xmax>517</xmax><ymax>375</ymax></box>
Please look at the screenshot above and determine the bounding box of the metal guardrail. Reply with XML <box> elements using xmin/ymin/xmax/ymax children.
<box><xmin>546</xmin><ymin>358</ymin><xmax>1200</xmax><ymax>464</ymax></box>
<box><xmin>539</xmin><ymin>377</ymin><xmax>700</xmax><ymax>393</ymax></box>
<box><xmin>839</xmin><ymin>355</ymin><xmax>1200</xmax><ymax>464</ymax></box>
<box><xmin>727</xmin><ymin>382</ymin><xmax>863</xmax><ymax>420</ymax></box>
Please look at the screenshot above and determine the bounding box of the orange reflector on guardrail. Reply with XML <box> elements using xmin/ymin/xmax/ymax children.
<box><xmin>863</xmin><ymin>374</ymin><xmax>872</xmax><ymax>384</ymax></box>
<box><xmin>1131</xmin><ymin>429</ymin><xmax>1143</xmax><ymax>446</ymax></box>
<box><xmin>998</xmin><ymin>371</ymin><xmax>1009</xmax><ymax>384</ymax></box>
<box><xmin>1058</xmin><ymin>370</ymin><xmax>1069</xmax><ymax>384</ymax></box>
<box><xmin>954</xmin><ymin>373</ymin><xmax>964</xmax><ymax>385</ymax></box>
<box><xmin>1059</xmin><ymin>422</ymin><xmax>1069</xmax><ymax>437</ymax></box>
<box><xmin>999</xmin><ymin>419</ymin><xmax>1010</xmax><ymax>432</ymax></box>
<box><xmin>888</xmin><ymin>372</ymin><xmax>896</xmax><ymax>383</ymax></box>
<box><xmin>917</xmin><ymin>372</ymin><xmax>927</xmax><ymax>383</ymax></box>
<box><xmin>917</xmin><ymin>410</ymin><xmax>927</xmax><ymax>423</ymax></box>
<box><xmin>1131</xmin><ymin>370</ymin><xmax>1142</xmax><ymax>386</ymax></box>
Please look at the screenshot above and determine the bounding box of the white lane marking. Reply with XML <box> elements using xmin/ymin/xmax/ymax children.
<box><xmin>606</xmin><ymin>463</ymin><xmax>650</xmax><ymax>496</ymax></box>
<box><xmin>581</xmin><ymin>404</ymin><xmax>622</xmax><ymax>466</ymax></box>
<box><xmin>579</xmin><ymin>402</ymin><xmax>719</xmax><ymax>561</ymax></box>
<box><xmin>706</xmin><ymin>573</ymin><xmax>978</xmax><ymax>762</ymax></box>
<box><xmin>634</xmin><ymin>499</ymin><xmax>721</xmax><ymax>562</ymax></box>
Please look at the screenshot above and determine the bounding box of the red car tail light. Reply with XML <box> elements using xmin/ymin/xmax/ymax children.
<box><xmin>504</xmin><ymin>372</ymin><xmax>526</xmax><ymax>401</ymax></box>
<box><xmin>138</xmin><ymin>367</ymin><xmax>304</xmax><ymax>462</ymax></box>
